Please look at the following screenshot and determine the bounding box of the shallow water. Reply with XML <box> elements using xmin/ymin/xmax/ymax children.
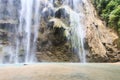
<box><xmin>0</xmin><ymin>63</ymin><xmax>119</xmax><ymax>80</ymax></box>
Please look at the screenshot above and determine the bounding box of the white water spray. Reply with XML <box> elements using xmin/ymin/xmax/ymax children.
<box><xmin>1</xmin><ymin>0</ymin><xmax>41</xmax><ymax>63</ymax></box>
<box><xmin>16</xmin><ymin>0</ymin><xmax>40</xmax><ymax>63</ymax></box>
<box><xmin>0</xmin><ymin>0</ymin><xmax>86</xmax><ymax>63</ymax></box>
<box><xmin>71</xmin><ymin>0</ymin><xmax>86</xmax><ymax>63</ymax></box>
<box><xmin>64</xmin><ymin>0</ymin><xmax>86</xmax><ymax>63</ymax></box>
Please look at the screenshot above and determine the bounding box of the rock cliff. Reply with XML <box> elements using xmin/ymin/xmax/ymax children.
<box><xmin>84</xmin><ymin>0</ymin><xmax>120</xmax><ymax>62</ymax></box>
<box><xmin>0</xmin><ymin>0</ymin><xmax>119</xmax><ymax>62</ymax></box>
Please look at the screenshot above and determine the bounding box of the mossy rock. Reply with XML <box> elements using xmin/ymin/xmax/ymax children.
<box><xmin>48</xmin><ymin>18</ymin><xmax>70</xmax><ymax>38</ymax></box>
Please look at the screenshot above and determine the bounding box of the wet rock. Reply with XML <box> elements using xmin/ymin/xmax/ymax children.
<box><xmin>41</xmin><ymin>7</ymin><xmax>54</xmax><ymax>22</ymax></box>
<box><xmin>48</xmin><ymin>18</ymin><xmax>70</xmax><ymax>39</ymax></box>
<box><xmin>0</xmin><ymin>0</ymin><xmax>119</xmax><ymax>62</ymax></box>
<box><xmin>36</xmin><ymin>17</ymin><xmax>78</xmax><ymax>62</ymax></box>
<box><xmin>53</xmin><ymin>0</ymin><xmax>63</xmax><ymax>7</ymax></box>
<box><xmin>55</xmin><ymin>8</ymin><xmax>68</xmax><ymax>18</ymax></box>
<box><xmin>0</xmin><ymin>0</ymin><xmax>20</xmax><ymax>21</ymax></box>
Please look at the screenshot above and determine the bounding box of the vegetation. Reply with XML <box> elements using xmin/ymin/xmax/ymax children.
<box><xmin>92</xmin><ymin>0</ymin><xmax>120</xmax><ymax>48</ymax></box>
<box><xmin>49</xmin><ymin>18</ymin><xmax>70</xmax><ymax>38</ymax></box>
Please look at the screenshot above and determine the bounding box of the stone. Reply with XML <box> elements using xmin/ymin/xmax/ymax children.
<box><xmin>84</xmin><ymin>0</ymin><xmax>119</xmax><ymax>62</ymax></box>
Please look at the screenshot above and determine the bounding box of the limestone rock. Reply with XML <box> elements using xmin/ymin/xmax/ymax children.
<box><xmin>84</xmin><ymin>0</ymin><xmax>119</xmax><ymax>62</ymax></box>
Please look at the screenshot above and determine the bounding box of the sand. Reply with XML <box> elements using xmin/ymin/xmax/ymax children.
<box><xmin>0</xmin><ymin>63</ymin><xmax>120</xmax><ymax>80</ymax></box>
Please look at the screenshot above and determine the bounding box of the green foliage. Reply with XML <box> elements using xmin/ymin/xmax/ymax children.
<box><xmin>92</xmin><ymin>0</ymin><xmax>120</xmax><ymax>35</ymax></box>
<box><xmin>109</xmin><ymin>6</ymin><xmax>120</xmax><ymax>29</ymax></box>
<box><xmin>102</xmin><ymin>1</ymin><xmax>118</xmax><ymax>21</ymax></box>
<box><xmin>92</xmin><ymin>0</ymin><xmax>110</xmax><ymax>15</ymax></box>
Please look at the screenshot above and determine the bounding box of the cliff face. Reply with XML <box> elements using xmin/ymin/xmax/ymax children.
<box><xmin>36</xmin><ymin>2</ymin><xmax>80</xmax><ymax>62</ymax></box>
<box><xmin>36</xmin><ymin>0</ymin><xmax>120</xmax><ymax>62</ymax></box>
<box><xmin>84</xmin><ymin>0</ymin><xmax>120</xmax><ymax>62</ymax></box>
<box><xmin>0</xmin><ymin>0</ymin><xmax>119</xmax><ymax>62</ymax></box>
<box><xmin>36</xmin><ymin>18</ymin><xmax>79</xmax><ymax>62</ymax></box>
<box><xmin>0</xmin><ymin>0</ymin><xmax>20</xmax><ymax>23</ymax></box>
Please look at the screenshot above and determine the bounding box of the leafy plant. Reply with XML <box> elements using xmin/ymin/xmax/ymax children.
<box><xmin>92</xmin><ymin>0</ymin><xmax>120</xmax><ymax>34</ymax></box>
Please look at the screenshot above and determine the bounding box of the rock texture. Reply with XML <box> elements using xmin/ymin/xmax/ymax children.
<box><xmin>84</xmin><ymin>0</ymin><xmax>120</xmax><ymax>62</ymax></box>
<box><xmin>0</xmin><ymin>0</ymin><xmax>80</xmax><ymax>62</ymax></box>
<box><xmin>0</xmin><ymin>0</ymin><xmax>20</xmax><ymax>22</ymax></box>
<box><xmin>0</xmin><ymin>0</ymin><xmax>119</xmax><ymax>62</ymax></box>
<box><xmin>36</xmin><ymin>13</ymin><xmax>79</xmax><ymax>62</ymax></box>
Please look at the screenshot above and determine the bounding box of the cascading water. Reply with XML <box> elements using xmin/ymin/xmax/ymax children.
<box><xmin>71</xmin><ymin>0</ymin><xmax>86</xmax><ymax>63</ymax></box>
<box><xmin>64</xmin><ymin>0</ymin><xmax>86</xmax><ymax>63</ymax></box>
<box><xmin>15</xmin><ymin>0</ymin><xmax>40</xmax><ymax>63</ymax></box>
<box><xmin>70</xmin><ymin>13</ymin><xmax>86</xmax><ymax>63</ymax></box>
<box><xmin>0</xmin><ymin>0</ymin><xmax>41</xmax><ymax>63</ymax></box>
<box><xmin>0</xmin><ymin>0</ymin><xmax>86</xmax><ymax>63</ymax></box>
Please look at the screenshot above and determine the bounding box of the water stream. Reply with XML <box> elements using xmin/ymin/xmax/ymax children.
<box><xmin>64</xmin><ymin>0</ymin><xmax>86</xmax><ymax>62</ymax></box>
<box><xmin>0</xmin><ymin>0</ymin><xmax>41</xmax><ymax>63</ymax></box>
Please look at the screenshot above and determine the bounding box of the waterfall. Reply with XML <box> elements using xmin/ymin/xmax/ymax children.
<box><xmin>70</xmin><ymin>12</ymin><xmax>86</xmax><ymax>63</ymax></box>
<box><xmin>0</xmin><ymin>0</ymin><xmax>86</xmax><ymax>63</ymax></box>
<box><xmin>71</xmin><ymin>0</ymin><xmax>86</xmax><ymax>63</ymax></box>
<box><xmin>64</xmin><ymin>0</ymin><xmax>86</xmax><ymax>63</ymax></box>
<box><xmin>0</xmin><ymin>0</ymin><xmax>40</xmax><ymax>63</ymax></box>
<box><xmin>15</xmin><ymin>0</ymin><xmax>40</xmax><ymax>63</ymax></box>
